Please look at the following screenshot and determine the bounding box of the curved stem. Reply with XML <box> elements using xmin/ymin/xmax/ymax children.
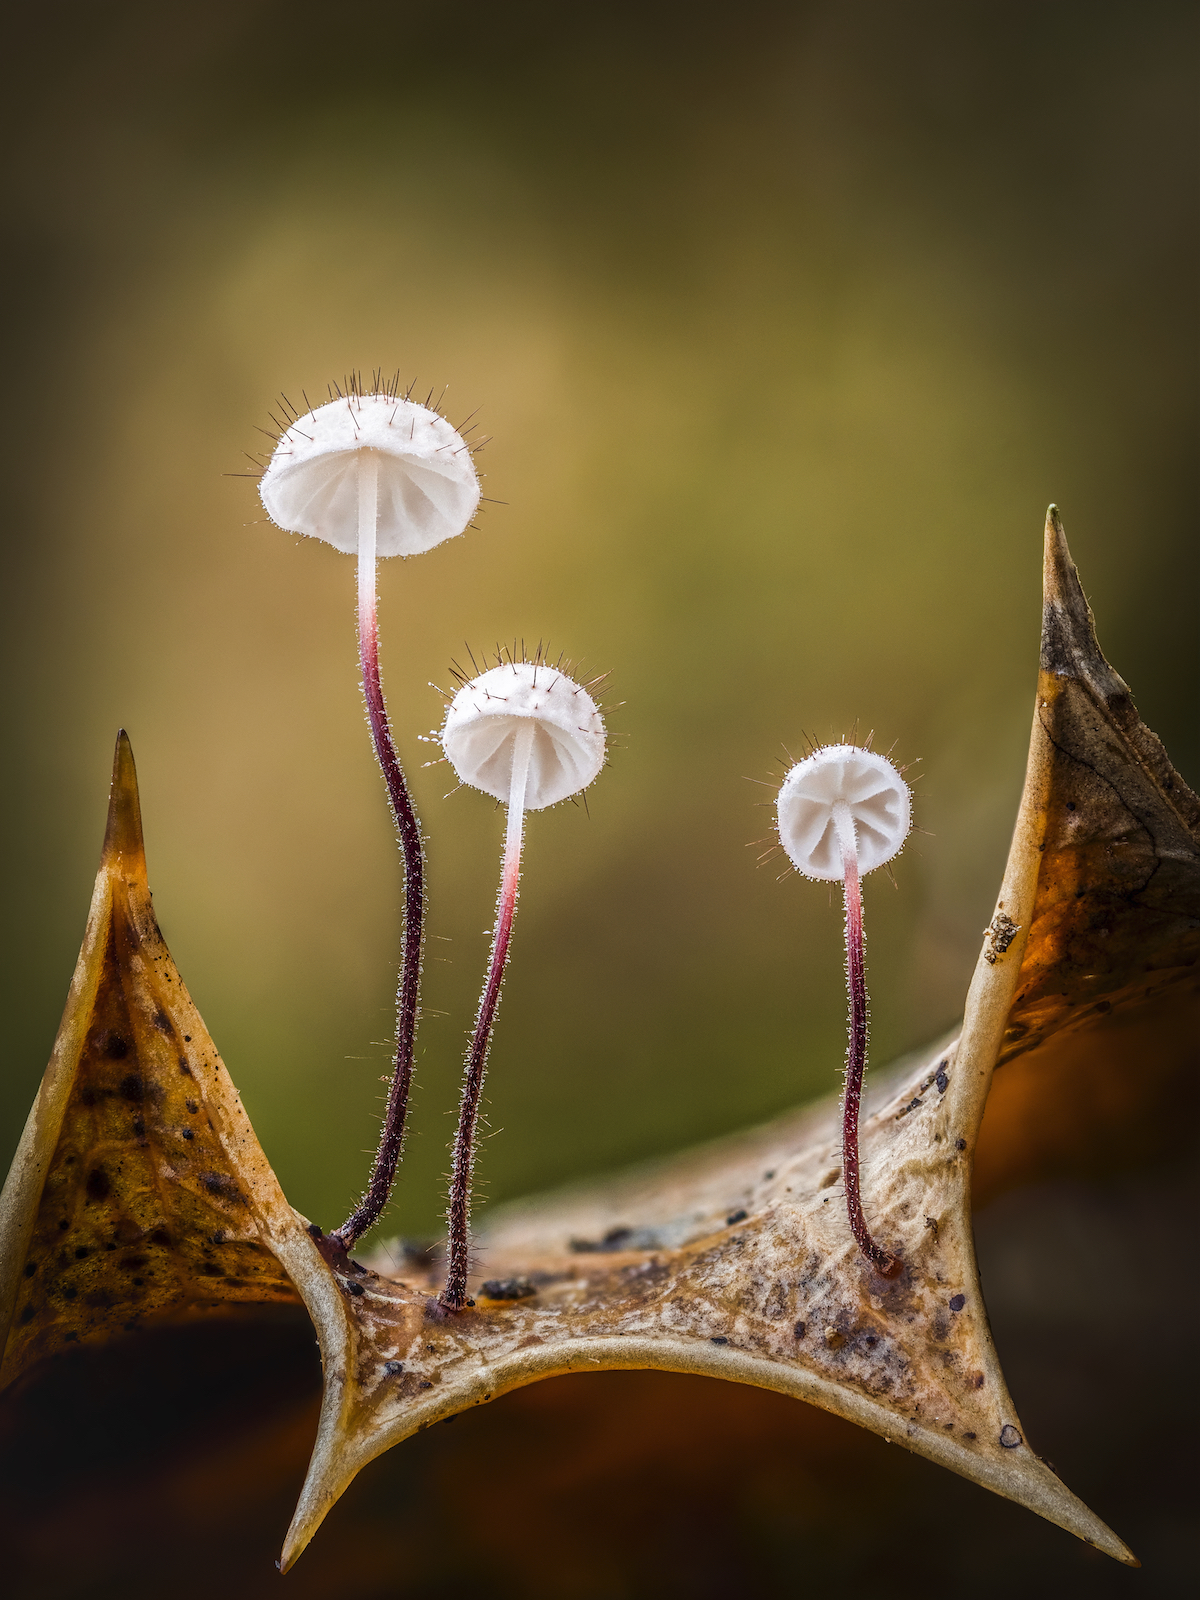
<box><xmin>441</xmin><ymin>720</ymin><xmax>535</xmax><ymax>1309</ymax></box>
<box><xmin>834</xmin><ymin>801</ymin><xmax>899</xmax><ymax>1277</ymax></box>
<box><xmin>331</xmin><ymin>453</ymin><xmax>426</xmax><ymax>1252</ymax></box>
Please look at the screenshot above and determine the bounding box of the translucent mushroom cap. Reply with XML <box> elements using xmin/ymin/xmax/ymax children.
<box><xmin>777</xmin><ymin>744</ymin><xmax>910</xmax><ymax>880</ymax></box>
<box><xmin>442</xmin><ymin>661</ymin><xmax>606</xmax><ymax>810</ymax></box>
<box><xmin>259</xmin><ymin>393</ymin><xmax>481</xmax><ymax>557</ymax></box>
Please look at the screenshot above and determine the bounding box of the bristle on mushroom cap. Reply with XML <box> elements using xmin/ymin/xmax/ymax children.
<box><xmin>442</xmin><ymin>662</ymin><xmax>606</xmax><ymax>810</ymax></box>
<box><xmin>259</xmin><ymin>393</ymin><xmax>480</xmax><ymax>557</ymax></box>
<box><xmin>777</xmin><ymin>744</ymin><xmax>910</xmax><ymax>880</ymax></box>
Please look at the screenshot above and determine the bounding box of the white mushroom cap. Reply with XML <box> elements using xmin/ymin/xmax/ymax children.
<box><xmin>259</xmin><ymin>393</ymin><xmax>481</xmax><ymax>557</ymax></box>
<box><xmin>442</xmin><ymin>661</ymin><xmax>606</xmax><ymax>810</ymax></box>
<box><xmin>777</xmin><ymin>744</ymin><xmax>910</xmax><ymax>880</ymax></box>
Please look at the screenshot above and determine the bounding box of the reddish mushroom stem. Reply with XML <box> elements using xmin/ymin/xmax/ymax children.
<box><xmin>835</xmin><ymin>802</ymin><xmax>900</xmax><ymax>1276</ymax></box>
<box><xmin>331</xmin><ymin>455</ymin><xmax>426</xmax><ymax>1252</ymax></box>
<box><xmin>440</xmin><ymin>721</ymin><xmax>534</xmax><ymax>1309</ymax></box>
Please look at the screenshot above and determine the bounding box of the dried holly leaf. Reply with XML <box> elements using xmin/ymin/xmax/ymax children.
<box><xmin>0</xmin><ymin>733</ymin><xmax>348</xmax><ymax>1397</ymax></box>
<box><xmin>4</xmin><ymin>512</ymin><xmax>1193</xmax><ymax>1577</ymax></box>
<box><xmin>277</xmin><ymin>510</ymin><xmax>1196</xmax><ymax>1572</ymax></box>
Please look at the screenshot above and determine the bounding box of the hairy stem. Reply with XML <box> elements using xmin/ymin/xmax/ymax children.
<box><xmin>835</xmin><ymin>801</ymin><xmax>899</xmax><ymax>1276</ymax></box>
<box><xmin>441</xmin><ymin>721</ymin><xmax>535</xmax><ymax>1309</ymax></box>
<box><xmin>331</xmin><ymin>453</ymin><xmax>426</xmax><ymax>1251</ymax></box>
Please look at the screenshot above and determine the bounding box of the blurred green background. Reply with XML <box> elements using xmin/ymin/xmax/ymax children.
<box><xmin>1</xmin><ymin>0</ymin><xmax>1195</xmax><ymax>1250</ymax></box>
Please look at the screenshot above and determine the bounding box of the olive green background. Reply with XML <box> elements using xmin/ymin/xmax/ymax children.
<box><xmin>1</xmin><ymin>2</ymin><xmax>1195</xmax><ymax>1244</ymax></box>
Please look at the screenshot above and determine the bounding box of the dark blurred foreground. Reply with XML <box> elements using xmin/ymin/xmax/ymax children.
<box><xmin>2</xmin><ymin>1147</ymin><xmax>1195</xmax><ymax>1600</ymax></box>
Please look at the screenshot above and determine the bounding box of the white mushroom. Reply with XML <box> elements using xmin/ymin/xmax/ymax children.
<box><xmin>257</xmin><ymin>379</ymin><xmax>482</xmax><ymax>1252</ymax></box>
<box><xmin>776</xmin><ymin>743</ymin><xmax>911</xmax><ymax>1275</ymax></box>
<box><xmin>439</xmin><ymin>656</ymin><xmax>607</xmax><ymax>1309</ymax></box>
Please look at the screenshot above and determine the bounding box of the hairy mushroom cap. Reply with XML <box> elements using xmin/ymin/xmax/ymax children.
<box><xmin>777</xmin><ymin>744</ymin><xmax>910</xmax><ymax>880</ymax></box>
<box><xmin>259</xmin><ymin>393</ymin><xmax>480</xmax><ymax>557</ymax></box>
<box><xmin>442</xmin><ymin>662</ymin><xmax>606</xmax><ymax>810</ymax></box>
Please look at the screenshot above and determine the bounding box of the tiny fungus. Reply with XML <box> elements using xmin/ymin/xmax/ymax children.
<box><xmin>776</xmin><ymin>743</ymin><xmax>911</xmax><ymax>1274</ymax></box>
<box><xmin>258</xmin><ymin>375</ymin><xmax>482</xmax><ymax>1250</ymax></box>
<box><xmin>438</xmin><ymin>651</ymin><xmax>607</xmax><ymax>1309</ymax></box>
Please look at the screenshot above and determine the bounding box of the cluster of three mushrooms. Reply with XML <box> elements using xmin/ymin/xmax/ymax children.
<box><xmin>258</xmin><ymin>380</ymin><xmax>911</xmax><ymax>1300</ymax></box>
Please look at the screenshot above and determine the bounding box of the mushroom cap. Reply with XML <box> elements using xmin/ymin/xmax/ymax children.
<box><xmin>259</xmin><ymin>393</ymin><xmax>481</xmax><ymax>557</ymax></box>
<box><xmin>777</xmin><ymin>744</ymin><xmax>910</xmax><ymax>880</ymax></box>
<box><xmin>442</xmin><ymin>661</ymin><xmax>606</xmax><ymax>811</ymax></box>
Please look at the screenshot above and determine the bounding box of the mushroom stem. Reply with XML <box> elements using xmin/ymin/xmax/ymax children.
<box><xmin>331</xmin><ymin>452</ymin><xmax>426</xmax><ymax>1251</ymax></box>
<box><xmin>441</xmin><ymin>719</ymin><xmax>535</xmax><ymax>1309</ymax></box>
<box><xmin>833</xmin><ymin>800</ymin><xmax>899</xmax><ymax>1276</ymax></box>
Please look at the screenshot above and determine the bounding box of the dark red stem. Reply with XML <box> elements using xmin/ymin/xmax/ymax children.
<box><xmin>839</xmin><ymin>834</ymin><xmax>900</xmax><ymax>1277</ymax></box>
<box><xmin>440</xmin><ymin>796</ymin><xmax>526</xmax><ymax>1309</ymax></box>
<box><xmin>330</xmin><ymin>581</ymin><xmax>425</xmax><ymax>1251</ymax></box>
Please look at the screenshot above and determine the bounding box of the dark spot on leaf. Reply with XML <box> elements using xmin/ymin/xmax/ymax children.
<box><xmin>153</xmin><ymin>1010</ymin><xmax>174</xmax><ymax>1034</ymax></box>
<box><xmin>1000</xmin><ymin>1424</ymin><xmax>1023</xmax><ymax>1449</ymax></box>
<box><xmin>148</xmin><ymin>1228</ymin><xmax>171</xmax><ymax>1247</ymax></box>
<box><xmin>345</xmin><ymin>1281</ymin><xmax>365</xmax><ymax>1297</ymax></box>
<box><xmin>185</xmin><ymin>1100</ymin><xmax>198</xmax><ymax>1114</ymax></box>
<box><xmin>955</xmin><ymin>1139</ymin><xmax>967</xmax><ymax>1152</ymax></box>
<box><xmin>794</xmin><ymin>1321</ymin><xmax>806</xmax><ymax>1339</ymax></box>
<box><xmin>763</xmin><ymin>1170</ymin><xmax>775</xmax><ymax>1180</ymax></box>
<box><xmin>118</xmin><ymin>1073</ymin><xmax>144</xmax><ymax>1103</ymax></box>
<box><xmin>24</xmin><ymin>1262</ymin><xmax>36</xmax><ymax>1277</ymax></box>
<box><xmin>183</xmin><ymin>1035</ymin><xmax>191</xmax><ymax>1042</ymax></box>
<box><xmin>58</xmin><ymin>1219</ymin><xmax>70</xmax><ymax>1230</ymax></box>
<box><xmin>418</xmin><ymin>1381</ymin><xmax>433</xmax><ymax>1390</ymax></box>
<box><xmin>103</xmin><ymin>1032</ymin><xmax>130</xmax><ymax>1060</ymax></box>
<box><xmin>132</xmin><ymin>1117</ymin><xmax>145</xmax><ymax>1138</ymax></box>
<box><xmin>570</xmin><ymin>1224</ymin><xmax>660</xmax><ymax>1253</ymax></box>
<box><xmin>85</xmin><ymin>1167</ymin><xmax>110</xmax><ymax>1202</ymax></box>
<box><xmin>1066</xmin><ymin>801</ymin><xmax>1076</xmax><ymax>811</ymax></box>
<box><xmin>725</xmin><ymin>1209</ymin><xmax>748</xmax><ymax>1226</ymax></box>
<box><xmin>200</xmin><ymin>1263</ymin><xmax>224</xmax><ymax>1278</ymax></box>
<box><xmin>181</xmin><ymin>1128</ymin><xmax>194</xmax><ymax>1141</ymax></box>
<box><xmin>949</xmin><ymin>1293</ymin><xmax>966</xmax><ymax>1312</ymax></box>
<box><xmin>178</xmin><ymin>1059</ymin><xmax>192</xmax><ymax>1076</ymax></box>
<box><xmin>73</xmin><ymin>1247</ymin><xmax>89</xmax><ymax>1260</ymax></box>
<box><xmin>384</xmin><ymin>1361</ymin><xmax>404</xmax><ymax>1376</ymax></box>
<box><xmin>710</xmin><ymin>1336</ymin><xmax>729</xmax><ymax>1345</ymax></box>
<box><xmin>19</xmin><ymin>1305</ymin><xmax>34</xmax><ymax>1324</ymax></box>
<box><xmin>119</xmin><ymin>1256</ymin><xmax>148</xmax><ymax>1271</ymax></box>
<box><xmin>62</xmin><ymin>1286</ymin><xmax>77</xmax><ymax>1301</ymax></box>
<box><xmin>201</xmin><ymin>1173</ymin><xmax>243</xmax><ymax>1204</ymax></box>
<box><xmin>935</xmin><ymin>1067</ymin><xmax>948</xmax><ymax>1094</ymax></box>
<box><xmin>480</xmin><ymin>1277</ymin><xmax>536</xmax><ymax>1300</ymax></box>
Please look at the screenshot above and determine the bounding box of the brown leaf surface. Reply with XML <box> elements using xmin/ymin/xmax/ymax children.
<box><xmin>3</xmin><ymin>511</ymin><xmax>1195</xmax><ymax>1578</ymax></box>
<box><xmin>999</xmin><ymin>511</ymin><xmax>1200</xmax><ymax>1061</ymax></box>
<box><xmin>0</xmin><ymin>734</ymin><xmax>349</xmax><ymax>1398</ymax></box>
<box><xmin>276</xmin><ymin>511</ymin><xmax>1194</xmax><ymax>1571</ymax></box>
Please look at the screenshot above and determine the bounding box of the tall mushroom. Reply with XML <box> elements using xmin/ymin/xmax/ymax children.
<box><xmin>258</xmin><ymin>377</ymin><xmax>481</xmax><ymax>1250</ymax></box>
<box><xmin>438</xmin><ymin>653</ymin><xmax>607</xmax><ymax>1309</ymax></box>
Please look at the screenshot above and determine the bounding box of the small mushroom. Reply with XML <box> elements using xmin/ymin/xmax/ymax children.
<box><xmin>776</xmin><ymin>743</ymin><xmax>911</xmax><ymax>1274</ymax></box>
<box><xmin>438</xmin><ymin>652</ymin><xmax>606</xmax><ymax>1309</ymax></box>
<box><xmin>258</xmin><ymin>379</ymin><xmax>481</xmax><ymax>1250</ymax></box>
